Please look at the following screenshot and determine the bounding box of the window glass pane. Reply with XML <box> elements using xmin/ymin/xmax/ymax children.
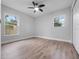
<box><xmin>54</xmin><ymin>16</ymin><xmax>64</xmax><ymax>27</ymax></box>
<box><xmin>5</xmin><ymin>15</ymin><xmax>17</xmax><ymax>35</ymax></box>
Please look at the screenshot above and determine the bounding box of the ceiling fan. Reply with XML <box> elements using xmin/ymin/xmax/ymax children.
<box><xmin>28</xmin><ymin>1</ymin><xmax>45</xmax><ymax>13</ymax></box>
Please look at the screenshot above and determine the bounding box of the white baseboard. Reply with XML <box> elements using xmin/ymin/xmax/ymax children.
<box><xmin>1</xmin><ymin>36</ymin><xmax>33</xmax><ymax>44</ymax></box>
<box><xmin>35</xmin><ymin>36</ymin><xmax>72</xmax><ymax>43</ymax></box>
<box><xmin>1</xmin><ymin>35</ymin><xmax>72</xmax><ymax>44</ymax></box>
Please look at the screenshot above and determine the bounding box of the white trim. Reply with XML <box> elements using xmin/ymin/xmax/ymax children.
<box><xmin>35</xmin><ymin>36</ymin><xmax>72</xmax><ymax>43</ymax></box>
<box><xmin>2</xmin><ymin>35</ymin><xmax>72</xmax><ymax>44</ymax></box>
<box><xmin>53</xmin><ymin>15</ymin><xmax>66</xmax><ymax>28</ymax></box>
<box><xmin>3</xmin><ymin>13</ymin><xmax>20</xmax><ymax>36</ymax></box>
<box><xmin>1</xmin><ymin>35</ymin><xmax>33</xmax><ymax>44</ymax></box>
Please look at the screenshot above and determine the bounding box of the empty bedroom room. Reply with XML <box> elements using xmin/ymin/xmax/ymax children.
<box><xmin>1</xmin><ymin>0</ymin><xmax>79</xmax><ymax>59</ymax></box>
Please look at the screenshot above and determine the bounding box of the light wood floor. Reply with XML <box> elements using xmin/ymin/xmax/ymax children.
<box><xmin>1</xmin><ymin>37</ymin><xmax>79</xmax><ymax>59</ymax></box>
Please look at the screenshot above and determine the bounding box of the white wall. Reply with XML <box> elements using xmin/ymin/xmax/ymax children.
<box><xmin>34</xmin><ymin>7</ymin><xmax>72</xmax><ymax>43</ymax></box>
<box><xmin>1</xmin><ymin>5</ymin><xmax>73</xmax><ymax>44</ymax></box>
<box><xmin>1</xmin><ymin>5</ymin><xmax>34</xmax><ymax>44</ymax></box>
<box><xmin>73</xmin><ymin>0</ymin><xmax>79</xmax><ymax>54</ymax></box>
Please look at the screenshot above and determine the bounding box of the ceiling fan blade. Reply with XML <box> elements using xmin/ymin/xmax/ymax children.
<box><xmin>32</xmin><ymin>1</ymin><xmax>36</xmax><ymax>6</ymax></box>
<box><xmin>39</xmin><ymin>9</ymin><xmax>43</xmax><ymax>12</ymax></box>
<box><xmin>34</xmin><ymin>10</ymin><xmax>36</xmax><ymax>13</ymax></box>
<box><xmin>28</xmin><ymin>7</ymin><xmax>34</xmax><ymax>9</ymax></box>
<box><xmin>39</xmin><ymin>4</ymin><xmax>45</xmax><ymax>8</ymax></box>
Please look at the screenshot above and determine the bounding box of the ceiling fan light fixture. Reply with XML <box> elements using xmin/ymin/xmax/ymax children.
<box><xmin>34</xmin><ymin>7</ymin><xmax>39</xmax><ymax>11</ymax></box>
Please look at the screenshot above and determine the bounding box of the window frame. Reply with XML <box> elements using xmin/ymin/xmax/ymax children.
<box><xmin>4</xmin><ymin>13</ymin><xmax>20</xmax><ymax>36</ymax></box>
<box><xmin>53</xmin><ymin>15</ymin><xmax>65</xmax><ymax>28</ymax></box>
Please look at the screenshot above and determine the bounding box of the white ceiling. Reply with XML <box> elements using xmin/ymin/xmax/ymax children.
<box><xmin>2</xmin><ymin>0</ymin><xmax>75</xmax><ymax>17</ymax></box>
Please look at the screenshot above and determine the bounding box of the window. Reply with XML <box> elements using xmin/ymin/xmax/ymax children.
<box><xmin>4</xmin><ymin>15</ymin><xmax>18</xmax><ymax>35</ymax></box>
<box><xmin>54</xmin><ymin>16</ymin><xmax>64</xmax><ymax>27</ymax></box>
